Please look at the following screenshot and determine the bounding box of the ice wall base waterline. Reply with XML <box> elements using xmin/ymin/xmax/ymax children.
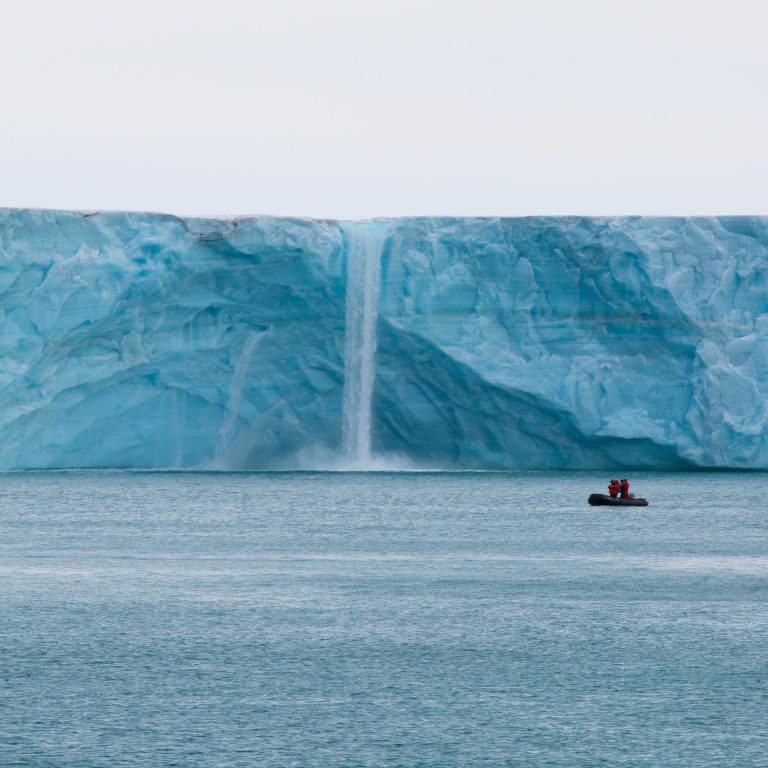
<box><xmin>0</xmin><ymin>210</ymin><xmax>766</xmax><ymax>470</ymax></box>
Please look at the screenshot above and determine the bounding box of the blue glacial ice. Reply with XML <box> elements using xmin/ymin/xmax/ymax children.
<box><xmin>0</xmin><ymin>209</ymin><xmax>766</xmax><ymax>470</ymax></box>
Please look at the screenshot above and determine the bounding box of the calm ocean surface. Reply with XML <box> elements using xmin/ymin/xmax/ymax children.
<box><xmin>1</xmin><ymin>470</ymin><xmax>766</xmax><ymax>767</ymax></box>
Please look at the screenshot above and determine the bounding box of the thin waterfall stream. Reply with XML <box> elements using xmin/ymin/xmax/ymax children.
<box><xmin>214</xmin><ymin>330</ymin><xmax>266</xmax><ymax>467</ymax></box>
<box><xmin>341</xmin><ymin>222</ymin><xmax>387</xmax><ymax>467</ymax></box>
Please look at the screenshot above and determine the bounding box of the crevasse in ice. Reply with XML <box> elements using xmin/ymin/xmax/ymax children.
<box><xmin>0</xmin><ymin>209</ymin><xmax>765</xmax><ymax>469</ymax></box>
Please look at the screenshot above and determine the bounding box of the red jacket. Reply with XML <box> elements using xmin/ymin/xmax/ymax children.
<box><xmin>619</xmin><ymin>480</ymin><xmax>630</xmax><ymax>497</ymax></box>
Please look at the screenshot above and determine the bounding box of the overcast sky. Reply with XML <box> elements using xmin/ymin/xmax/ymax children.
<box><xmin>1</xmin><ymin>0</ymin><xmax>766</xmax><ymax>218</ymax></box>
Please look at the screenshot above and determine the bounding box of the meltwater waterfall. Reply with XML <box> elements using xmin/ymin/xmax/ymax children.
<box><xmin>341</xmin><ymin>223</ymin><xmax>387</xmax><ymax>467</ymax></box>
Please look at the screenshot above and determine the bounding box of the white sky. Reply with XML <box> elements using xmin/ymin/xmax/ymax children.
<box><xmin>1</xmin><ymin>0</ymin><xmax>766</xmax><ymax>218</ymax></box>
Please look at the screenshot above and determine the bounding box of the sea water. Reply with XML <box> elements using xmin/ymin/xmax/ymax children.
<box><xmin>1</xmin><ymin>471</ymin><xmax>766</xmax><ymax>767</ymax></box>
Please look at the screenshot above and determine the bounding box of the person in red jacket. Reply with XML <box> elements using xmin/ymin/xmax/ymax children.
<box><xmin>619</xmin><ymin>478</ymin><xmax>630</xmax><ymax>499</ymax></box>
<box><xmin>608</xmin><ymin>479</ymin><xmax>620</xmax><ymax>498</ymax></box>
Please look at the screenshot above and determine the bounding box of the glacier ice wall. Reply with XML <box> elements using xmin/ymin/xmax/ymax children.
<box><xmin>0</xmin><ymin>209</ymin><xmax>766</xmax><ymax>469</ymax></box>
<box><xmin>0</xmin><ymin>210</ymin><xmax>347</xmax><ymax>469</ymax></box>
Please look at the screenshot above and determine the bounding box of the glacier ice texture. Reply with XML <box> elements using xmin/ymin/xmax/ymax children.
<box><xmin>0</xmin><ymin>209</ymin><xmax>766</xmax><ymax>470</ymax></box>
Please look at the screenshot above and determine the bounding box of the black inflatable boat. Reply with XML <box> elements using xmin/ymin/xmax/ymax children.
<box><xmin>588</xmin><ymin>493</ymin><xmax>648</xmax><ymax>507</ymax></box>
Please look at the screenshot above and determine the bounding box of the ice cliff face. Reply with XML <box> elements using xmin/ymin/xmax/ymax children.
<box><xmin>0</xmin><ymin>209</ymin><xmax>766</xmax><ymax>469</ymax></box>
